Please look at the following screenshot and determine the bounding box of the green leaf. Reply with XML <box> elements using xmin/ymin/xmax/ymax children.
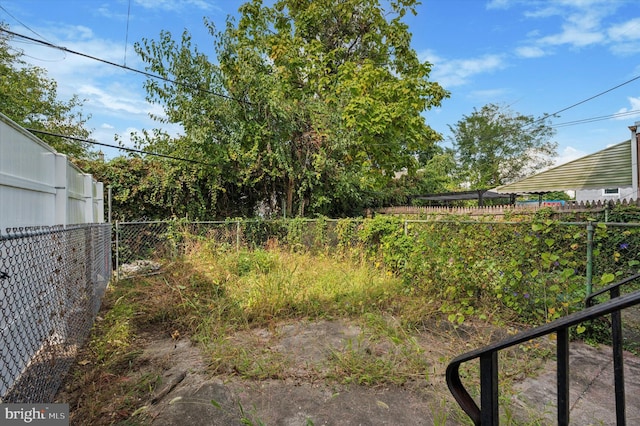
<box><xmin>600</xmin><ymin>273</ymin><xmax>615</xmax><ymax>285</ymax></box>
<box><xmin>532</xmin><ymin>223</ymin><xmax>545</xmax><ymax>232</ymax></box>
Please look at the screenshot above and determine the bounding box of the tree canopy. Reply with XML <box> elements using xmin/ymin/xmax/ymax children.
<box><xmin>0</xmin><ymin>24</ymin><xmax>92</xmax><ymax>158</ymax></box>
<box><xmin>448</xmin><ymin>103</ymin><xmax>557</xmax><ymax>189</ymax></box>
<box><xmin>134</xmin><ymin>0</ymin><xmax>448</xmax><ymax>218</ymax></box>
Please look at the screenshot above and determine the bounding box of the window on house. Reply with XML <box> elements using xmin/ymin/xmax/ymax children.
<box><xmin>603</xmin><ymin>188</ymin><xmax>619</xmax><ymax>195</ymax></box>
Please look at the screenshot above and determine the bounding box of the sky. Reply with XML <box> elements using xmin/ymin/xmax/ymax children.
<box><xmin>1</xmin><ymin>0</ymin><xmax>640</xmax><ymax>165</ymax></box>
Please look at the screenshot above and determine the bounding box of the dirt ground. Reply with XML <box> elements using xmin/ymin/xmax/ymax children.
<box><xmin>138</xmin><ymin>319</ymin><xmax>464</xmax><ymax>425</ymax></box>
<box><xmin>57</xmin><ymin>318</ymin><xmax>482</xmax><ymax>425</ymax></box>
<box><xmin>57</xmin><ymin>307</ymin><xmax>640</xmax><ymax>426</ymax></box>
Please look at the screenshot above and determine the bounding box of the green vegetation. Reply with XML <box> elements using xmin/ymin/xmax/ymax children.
<box><xmin>129</xmin><ymin>0</ymin><xmax>448</xmax><ymax>218</ymax></box>
<box><xmin>0</xmin><ymin>23</ymin><xmax>92</xmax><ymax>158</ymax></box>
<box><xmin>448</xmin><ymin>103</ymin><xmax>557</xmax><ymax>189</ymax></box>
<box><xmin>65</xmin><ymin>213</ymin><xmax>640</xmax><ymax>424</ymax></box>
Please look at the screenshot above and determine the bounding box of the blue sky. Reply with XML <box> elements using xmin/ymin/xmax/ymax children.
<box><xmin>1</xmin><ymin>0</ymin><xmax>640</xmax><ymax>165</ymax></box>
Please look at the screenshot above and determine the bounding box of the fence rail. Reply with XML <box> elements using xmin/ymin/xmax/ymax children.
<box><xmin>0</xmin><ymin>224</ymin><xmax>111</xmax><ymax>403</ymax></box>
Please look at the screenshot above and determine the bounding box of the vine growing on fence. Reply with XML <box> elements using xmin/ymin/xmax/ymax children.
<box><xmin>137</xmin><ymin>211</ymin><xmax>640</xmax><ymax>327</ymax></box>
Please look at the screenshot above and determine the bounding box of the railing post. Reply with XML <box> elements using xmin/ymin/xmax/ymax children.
<box><xmin>480</xmin><ymin>352</ymin><xmax>499</xmax><ymax>425</ymax></box>
<box><xmin>557</xmin><ymin>328</ymin><xmax>570</xmax><ymax>426</ymax></box>
<box><xmin>611</xmin><ymin>286</ymin><xmax>626</xmax><ymax>425</ymax></box>
<box><xmin>586</xmin><ymin>222</ymin><xmax>594</xmax><ymax>296</ymax></box>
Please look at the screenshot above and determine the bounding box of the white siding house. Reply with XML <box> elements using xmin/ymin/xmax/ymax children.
<box><xmin>495</xmin><ymin>122</ymin><xmax>640</xmax><ymax>203</ymax></box>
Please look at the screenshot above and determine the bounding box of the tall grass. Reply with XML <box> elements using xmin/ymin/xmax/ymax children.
<box><xmin>180</xmin><ymin>242</ymin><xmax>406</xmax><ymax>338</ymax></box>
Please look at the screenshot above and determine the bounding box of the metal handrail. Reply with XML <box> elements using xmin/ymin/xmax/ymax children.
<box><xmin>446</xmin><ymin>274</ymin><xmax>640</xmax><ymax>426</ymax></box>
<box><xmin>585</xmin><ymin>272</ymin><xmax>640</xmax><ymax>307</ymax></box>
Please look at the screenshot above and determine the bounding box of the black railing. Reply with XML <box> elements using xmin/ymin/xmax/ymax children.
<box><xmin>446</xmin><ymin>273</ymin><xmax>640</xmax><ymax>425</ymax></box>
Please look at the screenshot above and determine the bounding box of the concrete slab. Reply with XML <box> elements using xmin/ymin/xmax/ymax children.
<box><xmin>513</xmin><ymin>341</ymin><xmax>640</xmax><ymax>425</ymax></box>
<box><xmin>144</xmin><ymin>320</ymin><xmax>640</xmax><ymax>425</ymax></box>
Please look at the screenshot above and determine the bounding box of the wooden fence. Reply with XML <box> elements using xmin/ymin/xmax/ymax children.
<box><xmin>376</xmin><ymin>198</ymin><xmax>640</xmax><ymax>218</ymax></box>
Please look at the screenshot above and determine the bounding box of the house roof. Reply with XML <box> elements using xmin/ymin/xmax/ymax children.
<box><xmin>495</xmin><ymin>140</ymin><xmax>632</xmax><ymax>194</ymax></box>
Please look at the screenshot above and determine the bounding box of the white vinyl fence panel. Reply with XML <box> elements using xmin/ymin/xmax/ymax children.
<box><xmin>0</xmin><ymin>113</ymin><xmax>104</xmax><ymax>233</ymax></box>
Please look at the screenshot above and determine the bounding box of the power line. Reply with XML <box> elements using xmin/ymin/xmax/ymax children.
<box><xmin>551</xmin><ymin>109</ymin><xmax>640</xmax><ymax>128</ymax></box>
<box><xmin>4</xmin><ymin>24</ymin><xmax>640</xmax><ymax>152</ymax></box>
<box><xmin>538</xmin><ymin>74</ymin><xmax>640</xmax><ymax>124</ymax></box>
<box><xmin>0</xmin><ymin>28</ymin><xmax>251</xmax><ymax>105</ymax></box>
<box><xmin>0</xmin><ymin>5</ymin><xmax>55</xmax><ymax>46</ymax></box>
<box><xmin>26</xmin><ymin>128</ymin><xmax>218</xmax><ymax>167</ymax></box>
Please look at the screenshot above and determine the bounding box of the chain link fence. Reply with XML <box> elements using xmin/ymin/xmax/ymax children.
<box><xmin>0</xmin><ymin>224</ymin><xmax>111</xmax><ymax>403</ymax></box>
<box><xmin>114</xmin><ymin>221</ymin><xmax>243</xmax><ymax>279</ymax></box>
<box><xmin>114</xmin><ymin>218</ymin><xmax>640</xmax><ymax>285</ymax></box>
<box><xmin>114</xmin><ymin>219</ymin><xmax>352</xmax><ymax>280</ymax></box>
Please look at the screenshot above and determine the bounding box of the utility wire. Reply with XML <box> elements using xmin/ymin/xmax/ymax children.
<box><xmin>0</xmin><ymin>28</ymin><xmax>251</xmax><ymax>105</ymax></box>
<box><xmin>4</xmin><ymin>26</ymin><xmax>640</xmax><ymax>152</ymax></box>
<box><xmin>6</xmin><ymin>25</ymin><xmax>636</xmax><ymax>125</ymax></box>
<box><xmin>26</xmin><ymin>128</ymin><xmax>218</xmax><ymax>167</ymax></box>
<box><xmin>552</xmin><ymin>109</ymin><xmax>640</xmax><ymax>128</ymax></box>
<box><xmin>0</xmin><ymin>5</ymin><xmax>54</xmax><ymax>45</ymax></box>
<box><xmin>537</xmin><ymin>74</ymin><xmax>640</xmax><ymax>125</ymax></box>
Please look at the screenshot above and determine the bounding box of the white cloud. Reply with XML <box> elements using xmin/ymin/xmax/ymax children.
<box><xmin>134</xmin><ymin>0</ymin><xmax>217</xmax><ymax>12</ymax></box>
<box><xmin>523</xmin><ymin>6</ymin><xmax>561</xmax><ymax>19</ymax></box>
<box><xmin>486</xmin><ymin>0</ymin><xmax>512</xmax><ymax>10</ymax></box>
<box><xmin>515</xmin><ymin>45</ymin><xmax>546</xmax><ymax>58</ymax></box>
<box><xmin>78</xmin><ymin>84</ymin><xmax>152</xmax><ymax>117</ymax></box>
<box><xmin>516</xmin><ymin>0</ymin><xmax>636</xmax><ymax>54</ymax></box>
<box><xmin>537</xmin><ymin>10</ymin><xmax>605</xmax><ymax>47</ymax></box>
<box><xmin>614</xmin><ymin>97</ymin><xmax>640</xmax><ymax>120</ymax></box>
<box><xmin>421</xmin><ymin>50</ymin><xmax>506</xmax><ymax>88</ymax></box>
<box><xmin>608</xmin><ymin>17</ymin><xmax>640</xmax><ymax>41</ymax></box>
<box><xmin>18</xmin><ymin>25</ymin><xmax>143</xmax><ymax>84</ymax></box>
<box><xmin>607</xmin><ymin>17</ymin><xmax>640</xmax><ymax>54</ymax></box>
<box><xmin>95</xmin><ymin>5</ymin><xmax>129</xmax><ymax>21</ymax></box>
<box><xmin>610</xmin><ymin>43</ymin><xmax>640</xmax><ymax>55</ymax></box>
<box><xmin>554</xmin><ymin>146</ymin><xmax>587</xmax><ymax>166</ymax></box>
<box><xmin>538</xmin><ymin>27</ymin><xmax>603</xmax><ymax>47</ymax></box>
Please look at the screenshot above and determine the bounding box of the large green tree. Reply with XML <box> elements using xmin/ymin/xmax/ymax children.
<box><xmin>449</xmin><ymin>103</ymin><xmax>557</xmax><ymax>189</ymax></box>
<box><xmin>0</xmin><ymin>24</ymin><xmax>92</xmax><ymax>158</ymax></box>
<box><xmin>135</xmin><ymin>0</ymin><xmax>448</xmax><ymax>217</ymax></box>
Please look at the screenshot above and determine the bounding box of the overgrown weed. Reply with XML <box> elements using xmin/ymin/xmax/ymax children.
<box><xmin>59</xmin><ymin>235</ymin><xmax>562</xmax><ymax>425</ymax></box>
